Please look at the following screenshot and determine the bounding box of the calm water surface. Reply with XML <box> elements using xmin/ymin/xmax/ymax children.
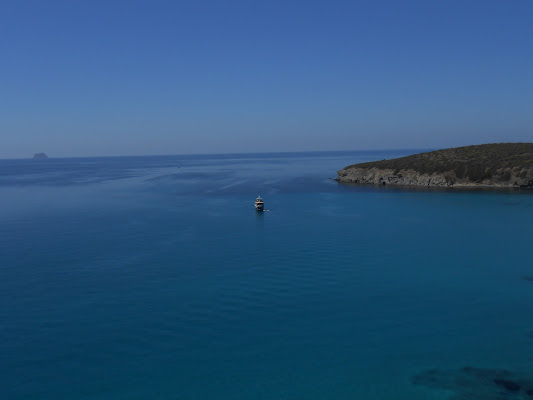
<box><xmin>1</xmin><ymin>151</ymin><xmax>533</xmax><ymax>399</ymax></box>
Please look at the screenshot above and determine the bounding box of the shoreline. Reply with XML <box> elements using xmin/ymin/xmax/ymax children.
<box><xmin>334</xmin><ymin>178</ymin><xmax>533</xmax><ymax>193</ymax></box>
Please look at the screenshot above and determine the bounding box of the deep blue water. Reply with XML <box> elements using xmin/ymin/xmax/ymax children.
<box><xmin>1</xmin><ymin>150</ymin><xmax>533</xmax><ymax>400</ymax></box>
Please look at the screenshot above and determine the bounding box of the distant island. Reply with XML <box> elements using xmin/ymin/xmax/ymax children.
<box><xmin>33</xmin><ymin>153</ymin><xmax>48</xmax><ymax>159</ymax></box>
<box><xmin>337</xmin><ymin>143</ymin><xmax>533</xmax><ymax>189</ymax></box>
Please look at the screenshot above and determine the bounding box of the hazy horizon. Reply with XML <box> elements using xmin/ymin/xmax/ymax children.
<box><xmin>6</xmin><ymin>146</ymin><xmax>430</xmax><ymax>160</ymax></box>
<box><xmin>7</xmin><ymin>142</ymin><xmax>533</xmax><ymax>160</ymax></box>
<box><xmin>2</xmin><ymin>0</ymin><xmax>532</xmax><ymax>158</ymax></box>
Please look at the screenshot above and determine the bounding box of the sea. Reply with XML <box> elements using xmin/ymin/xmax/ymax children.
<box><xmin>1</xmin><ymin>150</ymin><xmax>533</xmax><ymax>400</ymax></box>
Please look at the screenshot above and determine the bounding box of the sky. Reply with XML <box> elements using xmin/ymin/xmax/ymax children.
<box><xmin>1</xmin><ymin>0</ymin><xmax>532</xmax><ymax>158</ymax></box>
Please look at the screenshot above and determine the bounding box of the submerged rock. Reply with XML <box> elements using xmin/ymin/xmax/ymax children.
<box><xmin>494</xmin><ymin>378</ymin><xmax>521</xmax><ymax>391</ymax></box>
<box><xmin>412</xmin><ymin>366</ymin><xmax>533</xmax><ymax>399</ymax></box>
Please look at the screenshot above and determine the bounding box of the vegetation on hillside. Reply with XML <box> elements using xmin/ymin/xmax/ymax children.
<box><xmin>343</xmin><ymin>143</ymin><xmax>533</xmax><ymax>183</ymax></box>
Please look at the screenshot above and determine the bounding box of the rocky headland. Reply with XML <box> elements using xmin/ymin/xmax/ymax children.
<box><xmin>337</xmin><ymin>143</ymin><xmax>533</xmax><ymax>189</ymax></box>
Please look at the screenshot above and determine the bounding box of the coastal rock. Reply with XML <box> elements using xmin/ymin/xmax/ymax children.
<box><xmin>33</xmin><ymin>152</ymin><xmax>48</xmax><ymax>159</ymax></box>
<box><xmin>337</xmin><ymin>143</ymin><xmax>533</xmax><ymax>189</ymax></box>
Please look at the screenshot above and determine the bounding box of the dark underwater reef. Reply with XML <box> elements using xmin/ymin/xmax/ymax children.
<box><xmin>412</xmin><ymin>366</ymin><xmax>533</xmax><ymax>399</ymax></box>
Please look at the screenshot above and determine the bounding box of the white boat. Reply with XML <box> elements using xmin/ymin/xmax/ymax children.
<box><xmin>255</xmin><ymin>196</ymin><xmax>264</xmax><ymax>211</ymax></box>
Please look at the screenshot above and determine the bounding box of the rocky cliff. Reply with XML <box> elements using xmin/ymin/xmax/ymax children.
<box><xmin>337</xmin><ymin>143</ymin><xmax>533</xmax><ymax>188</ymax></box>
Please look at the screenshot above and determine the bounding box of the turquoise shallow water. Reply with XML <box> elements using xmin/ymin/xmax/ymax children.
<box><xmin>1</xmin><ymin>151</ymin><xmax>533</xmax><ymax>399</ymax></box>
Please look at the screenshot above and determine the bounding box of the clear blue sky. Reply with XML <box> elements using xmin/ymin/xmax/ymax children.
<box><xmin>1</xmin><ymin>0</ymin><xmax>532</xmax><ymax>158</ymax></box>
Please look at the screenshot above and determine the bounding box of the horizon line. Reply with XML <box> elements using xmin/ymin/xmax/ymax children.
<box><xmin>1</xmin><ymin>147</ymin><xmax>435</xmax><ymax>161</ymax></box>
<box><xmin>2</xmin><ymin>142</ymin><xmax>530</xmax><ymax>160</ymax></box>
